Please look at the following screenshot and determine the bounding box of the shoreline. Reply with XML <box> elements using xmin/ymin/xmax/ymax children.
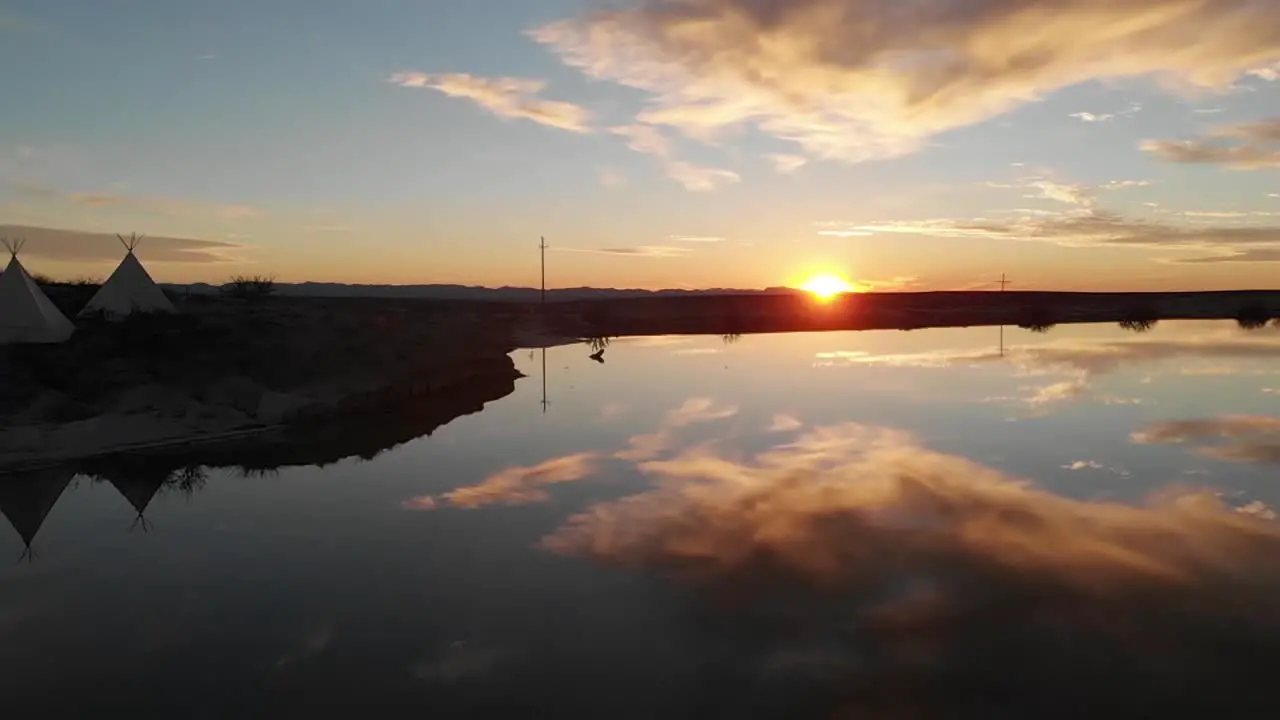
<box><xmin>4</xmin><ymin>289</ymin><xmax>1280</xmax><ymax>474</ymax></box>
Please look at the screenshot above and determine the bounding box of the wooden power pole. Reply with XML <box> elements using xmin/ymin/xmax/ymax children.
<box><xmin>539</xmin><ymin>237</ymin><xmax>548</xmax><ymax>305</ymax></box>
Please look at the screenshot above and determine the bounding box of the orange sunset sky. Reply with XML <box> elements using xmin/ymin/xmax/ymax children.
<box><xmin>3</xmin><ymin>0</ymin><xmax>1280</xmax><ymax>292</ymax></box>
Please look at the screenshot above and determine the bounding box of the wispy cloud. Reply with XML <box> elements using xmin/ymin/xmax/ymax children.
<box><xmin>609</xmin><ymin>124</ymin><xmax>739</xmax><ymax>191</ymax></box>
<box><xmin>402</xmin><ymin>453</ymin><xmax>599</xmax><ymax>510</ymax></box>
<box><xmin>825</xmin><ymin>202</ymin><xmax>1280</xmax><ymax>262</ymax></box>
<box><xmin>767</xmin><ymin>414</ymin><xmax>804</xmax><ymax>433</ymax></box>
<box><xmin>554</xmin><ymin>245</ymin><xmax>693</xmax><ymax>258</ymax></box>
<box><xmin>1142</xmin><ymin>118</ymin><xmax>1280</xmax><ymax>169</ymax></box>
<box><xmin>1133</xmin><ymin>415</ymin><xmax>1280</xmax><ymax>465</ymax></box>
<box><xmin>531</xmin><ymin>0</ymin><xmax>1280</xmax><ymax>165</ymax></box>
<box><xmin>1025</xmin><ymin>180</ymin><xmax>1095</xmax><ymax>207</ymax></box>
<box><xmin>598</xmin><ymin>168</ymin><xmax>627</xmax><ymax>187</ymax></box>
<box><xmin>0</xmin><ymin>224</ymin><xmax>243</xmax><ymax>263</ymax></box>
<box><xmin>665</xmin><ymin>161</ymin><xmax>740</xmax><ymax>192</ymax></box>
<box><xmin>1069</xmin><ymin>112</ymin><xmax>1114</xmax><ymax>123</ymax></box>
<box><xmin>1100</xmin><ymin>180</ymin><xmax>1151</xmax><ymax>190</ymax></box>
<box><xmin>847</xmin><ymin>327</ymin><xmax>1280</xmax><ymax>406</ymax></box>
<box><xmin>616</xmin><ymin>397</ymin><xmax>739</xmax><ymax>462</ymax></box>
<box><xmin>669</xmin><ymin>235</ymin><xmax>726</xmax><ymax>243</ymax></box>
<box><xmin>65</xmin><ymin>191</ymin><xmax>265</xmax><ymax>220</ymax></box>
<box><xmin>388</xmin><ymin>72</ymin><xmax>591</xmax><ymax>133</ymax></box>
<box><xmin>766</xmin><ymin>153</ymin><xmax>808</xmax><ymax>174</ymax></box>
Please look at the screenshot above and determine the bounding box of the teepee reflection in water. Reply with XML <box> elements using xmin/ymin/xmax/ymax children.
<box><xmin>0</xmin><ymin>467</ymin><xmax>75</xmax><ymax>562</ymax></box>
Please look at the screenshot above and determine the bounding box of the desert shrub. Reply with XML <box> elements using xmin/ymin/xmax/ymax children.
<box><xmin>1236</xmin><ymin>303</ymin><xmax>1272</xmax><ymax>330</ymax></box>
<box><xmin>223</xmin><ymin>274</ymin><xmax>277</xmax><ymax>302</ymax></box>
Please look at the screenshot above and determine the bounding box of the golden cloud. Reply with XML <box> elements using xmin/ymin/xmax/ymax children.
<box><xmin>531</xmin><ymin>0</ymin><xmax>1280</xmax><ymax>163</ymax></box>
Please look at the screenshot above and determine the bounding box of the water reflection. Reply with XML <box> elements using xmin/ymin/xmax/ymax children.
<box><xmin>3</xmin><ymin>320</ymin><xmax>1280</xmax><ymax>716</ymax></box>
<box><xmin>0</xmin><ymin>467</ymin><xmax>73</xmax><ymax>561</ymax></box>
<box><xmin>541</xmin><ymin>426</ymin><xmax>1280</xmax><ymax>717</ymax></box>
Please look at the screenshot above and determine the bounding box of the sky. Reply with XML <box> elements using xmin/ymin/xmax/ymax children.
<box><xmin>2</xmin><ymin>0</ymin><xmax>1280</xmax><ymax>291</ymax></box>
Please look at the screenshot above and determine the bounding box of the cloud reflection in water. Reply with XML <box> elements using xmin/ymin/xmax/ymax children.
<box><xmin>536</xmin><ymin>423</ymin><xmax>1280</xmax><ymax>715</ymax></box>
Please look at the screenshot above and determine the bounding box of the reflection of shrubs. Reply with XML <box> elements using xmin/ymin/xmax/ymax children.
<box><xmin>585</xmin><ymin>336</ymin><xmax>613</xmax><ymax>354</ymax></box>
<box><xmin>1118</xmin><ymin>305</ymin><xmax>1159</xmax><ymax>333</ymax></box>
<box><xmin>722</xmin><ymin>333</ymin><xmax>741</xmax><ymax>345</ymax></box>
<box><xmin>1020</xmin><ymin>322</ymin><xmax>1056</xmax><ymax>333</ymax></box>
<box><xmin>1118</xmin><ymin>318</ymin><xmax>1157</xmax><ymax>333</ymax></box>
<box><xmin>1236</xmin><ymin>303</ymin><xmax>1272</xmax><ymax>330</ymax></box>
<box><xmin>223</xmin><ymin>274</ymin><xmax>276</xmax><ymax>302</ymax></box>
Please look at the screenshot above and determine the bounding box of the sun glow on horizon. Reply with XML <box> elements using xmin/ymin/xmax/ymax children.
<box><xmin>798</xmin><ymin>274</ymin><xmax>856</xmax><ymax>300</ymax></box>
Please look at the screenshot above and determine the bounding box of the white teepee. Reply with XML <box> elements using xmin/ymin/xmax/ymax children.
<box><xmin>0</xmin><ymin>238</ymin><xmax>75</xmax><ymax>344</ymax></box>
<box><xmin>78</xmin><ymin>233</ymin><xmax>175</xmax><ymax>320</ymax></box>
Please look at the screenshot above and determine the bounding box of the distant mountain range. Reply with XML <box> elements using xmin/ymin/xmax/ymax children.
<box><xmin>162</xmin><ymin>281</ymin><xmax>800</xmax><ymax>301</ymax></box>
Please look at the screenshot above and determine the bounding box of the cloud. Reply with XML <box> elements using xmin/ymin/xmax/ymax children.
<box><xmin>766</xmin><ymin>153</ymin><xmax>808</xmax><ymax>174</ymax></box>
<box><xmin>530</xmin><ymin>0</ymin><xmax>1280</xmax><ymax>165</ymax></box>
<box><xmin>1026</xmin><ymin>180</ymin><xmax>1095</xmax><ymax>207</ymax></box>
<box><xmin>1069</xmin><ymin>112</ymin><xmax>1114</xmax><ymax>123</ymax></box>
<box><xmin>1133</xmin><ymin>415</ymin><xmax>1280</xmax><ymax>465</ymax></box>
<box><xmin>665</xmin><ymin>161</ymin><xmax>741</xmax><ymax>192</ymax></box>
<box><xmin>668</xmin><ymin>235</ymin><xmax>726</xmax><ymax>243</ymax></box>
<box><xmin>388</xmin><ymin>72</ymin><xmax>591</xmax><ymax>133</ymax></box>
<box><xmin>402</xmin><ymin>452</ymin><xmax>599</xmax><ymax>510</ymax></box>
<box><xmin>828</xmin><ymin>205</ymin><xmax>1280</xmax><ymax>261</ymax></box>
<box><xmin>1142</xmin><ymin>118</ymin><xmax>1280</xmax><ymax>169</ymax></box>
<box><xmin>617</xmin><ymin>397</ymin><xmax>739</xmax><ymax>462</ymax></box>
<box><xmin>1100</xmin><ymin>180</ymin><xmax>1151</xmax><ymax>190</ymax></box>
<box><xmin>611</xmin><ymin>124</ymin><xmax>670</xmax><ymax>156</ymax></box>
<box><xmin>554</xmin><ymin>245</ymin><xmax>693</xmax><ymax>258</ymax></box>
<box><xmin>609</xmin><ymin>124</ymin><xmax>739</xmax><ymax>191</ymax></box>
<box><xmin>0</xmin><ymin>224</ymin><xmax>243</xmax><ymax>263</ymax></box>
<box><xmin>767</xmin><ymin>414</ymin><xmax>804</xmax><ymax>433</ymax></box>
<box><xmin>539</xmin><ymin>423</ymin><xmax>1280</xmax><ymax>714</ymax></box>
<box><xmin>598</xmin><ymin>168</ymin><xmax>627</xmax><ymax>187</ymax></box>
<box><xmin>65</xmin><ymin>192</ymin><xmax>265</xmax><ymax>220</ymax></box>
<box><xmin>848</xmin><ymin>326</ymin><xmax>1280</xmax><ymax>405</ymax></box>
<box><xmin>1063</xmin><ymin>460</ymin><xmax>1104</xmax><ymax>471</ymax></box>
<box><xmin>1249</xmin><ymin>62</ymin><xmax>1280</xmax><ymax>81</ymax></box>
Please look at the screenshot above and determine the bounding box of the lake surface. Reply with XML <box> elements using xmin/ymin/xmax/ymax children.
<box><xmin>4</xmin><ymin>320</ymin><xmax>1280</xmax><ymax>717</ymax></box>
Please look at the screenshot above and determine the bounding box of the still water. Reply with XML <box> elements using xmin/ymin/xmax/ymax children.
<box><xmin>3</xmin><ymin>321</ymin><xmax>1280</xmax><ymax>717</ymax></box>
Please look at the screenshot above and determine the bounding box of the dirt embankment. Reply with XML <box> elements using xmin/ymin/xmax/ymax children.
<box><xmin>0</xmin><ymin>295</ymin><xmax>538</xmax><ymax>468</ymax></box>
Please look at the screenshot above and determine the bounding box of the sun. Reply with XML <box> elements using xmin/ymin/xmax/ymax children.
<box><xmin>799</xmin><ymin>274</ymin><xmax>855</xmax><ymax>300</ymax></box>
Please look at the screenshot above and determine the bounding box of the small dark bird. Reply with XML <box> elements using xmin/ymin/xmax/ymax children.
<box><xmin>589</xmin><ymin>349</ymin><xmax>605</xmax><ymax>364</ymax></box>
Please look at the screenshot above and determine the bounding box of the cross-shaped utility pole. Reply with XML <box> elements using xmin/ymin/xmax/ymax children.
<box><xmin>539</xmin><ymin>237</ymin><xmax>549</xmax><ymax>305</ymax></box>
<box><xmin>540</xmin><ymin>348</ymin><xmax>550</xmax><ymax>414</ymax></box>
<box><xmin>997</xmin><ymin>273</ymin><xmax>1011</xmax><ymax>292</ymax></box>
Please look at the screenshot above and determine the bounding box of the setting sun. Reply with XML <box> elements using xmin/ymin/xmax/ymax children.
<box><xmin>799</xmin><ymin>274</ymin><xmax>856</xmax><ymax>300</ymax></box>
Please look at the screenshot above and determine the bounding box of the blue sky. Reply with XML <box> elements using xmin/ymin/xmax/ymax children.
<box><xmin>3</xmin><ymin>0</ymin><xmax>1280</xmax><ymax>290</ymax></box>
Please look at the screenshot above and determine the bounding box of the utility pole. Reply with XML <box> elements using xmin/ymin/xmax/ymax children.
<box><xmin>539</xmin><ymin>237</ymin><xmax>548</xmax><ymax>305</ymax></box>
<box><xmin>540</xmin><ymin>347</ymin><xmax>549</xmax><ymax>414</ymax></box>
<box><xmin>997</xmin><ymin>273</ymin><xmax>1009</xmax><ymax>357</ymax></box>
